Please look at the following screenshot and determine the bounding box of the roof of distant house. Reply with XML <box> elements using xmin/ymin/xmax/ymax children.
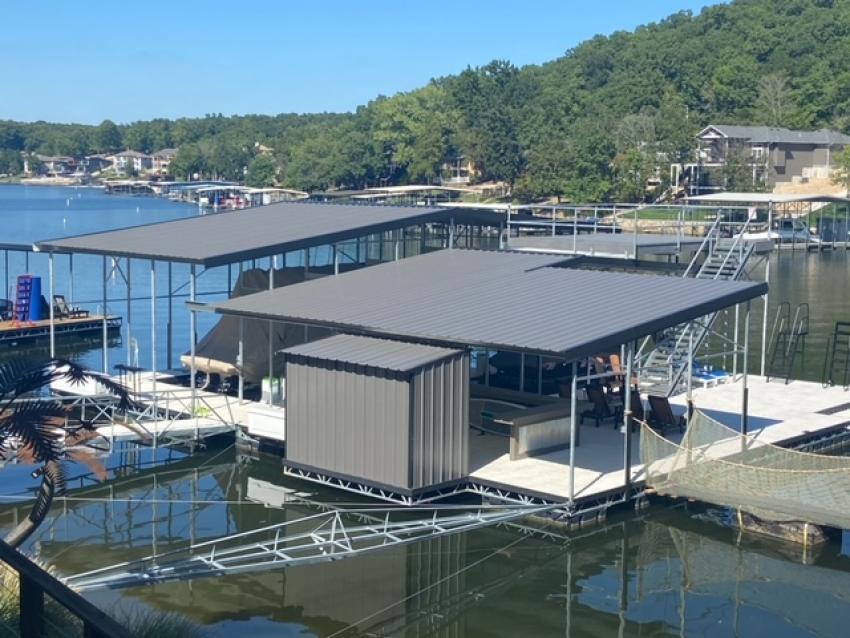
<box><xmin>113</xmin><ymin>150</ymin><xmax>152</xmax><ymax>159</ymax></box>
<box><xmin>700</xmin><ymin>124</ymin><xmax>850</xmax><ymax>145</ymax></box>
<box><xmin>152</xmin><ymin>148</ymin><xmax>178</xmax><ymax>157</ymax></box>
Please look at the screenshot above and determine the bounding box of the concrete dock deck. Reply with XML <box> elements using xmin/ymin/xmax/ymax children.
<box><xmin>470</xmin><ymin>376</ymin><xmax>850</xmax><ymax>506</ymax></box>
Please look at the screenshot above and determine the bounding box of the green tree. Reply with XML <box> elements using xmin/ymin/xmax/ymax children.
<box><xmin>96</xmin><ymin>119</ymin><xmax>123</xmax><ymax>153</ymax></box>
<box><xmin>756</xmin><ymin>72</ymin><xmax>795</xmax><ymax>127</ymax></box>
<box><xmin>831</xmin><ymin>145</ymin><xmax>850</xmax><ymax>192</ymax></box>
<box><xmin>246</xmin><ymin>154</ymin><xmax>277</xmax><ymax>187</ymax></box>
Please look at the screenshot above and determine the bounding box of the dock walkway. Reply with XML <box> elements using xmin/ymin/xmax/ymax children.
<box><xmin>470</xmin><ymin>376</ymin><xmax>850</xmax><ymax>507</ymax></box>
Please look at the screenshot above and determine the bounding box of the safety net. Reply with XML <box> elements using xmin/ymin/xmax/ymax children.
<box><xmin>641</xmin><ymin>410</ymin><xmax>850</xmax><ymax>528</ymax></box>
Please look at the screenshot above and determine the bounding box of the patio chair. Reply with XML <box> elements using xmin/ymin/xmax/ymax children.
<box><xmin>648</xmin><ymin>395</ymin><xmax>687</xmax><ymax>434</ymax></box>
<box><xmin>580</xmin><ymin>384</ymin><xmax>623</xmax><ymax>428</ymax></box>
<box><xmin>53</xmin><ymin>295</ymin><xmax>89</xmax><ymax>319</ymax></box>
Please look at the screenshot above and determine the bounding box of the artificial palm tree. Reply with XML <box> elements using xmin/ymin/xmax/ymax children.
<box><xmin>0</xmin><ymin>358</ymin><xmax>133</xmax><ymax>548</ymax></box>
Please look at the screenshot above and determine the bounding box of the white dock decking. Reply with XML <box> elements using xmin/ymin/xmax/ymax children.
<box><xmin>470</xmin><ymin>376</ymin><xmax>850</xmax><ymax>505</ymax></box>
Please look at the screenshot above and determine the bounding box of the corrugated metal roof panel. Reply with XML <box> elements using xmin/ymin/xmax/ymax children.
<box><xmin>35</xmin><ymin>202</ymin><xmax>451</xmax><ymax>266</ymax></box>
<box><xmin>284</xmin><ymin>334</ymin><xmax>463</xmax><ymax>372</ymax></box>
<box><xmin>206</xmin><ymin>249</ymin><xmax>767</xmax><ymax>359</ymax></box>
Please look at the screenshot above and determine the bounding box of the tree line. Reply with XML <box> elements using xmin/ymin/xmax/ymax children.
<box><xmin>2</xmin><ymin>0</ymin><xmax>849</xmax><ymax>201</ymax></box>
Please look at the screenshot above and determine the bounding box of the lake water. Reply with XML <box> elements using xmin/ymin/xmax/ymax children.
<box><xmin>2</xmin><ymin>184</ymin><xmax>850</xmax><ymax>636</ymax></box>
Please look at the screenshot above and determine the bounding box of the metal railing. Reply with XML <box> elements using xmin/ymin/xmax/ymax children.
<box><xmin>0</xmin><ymin>539</ymin><xmax>131</xmax><ymax>637</ymax></box>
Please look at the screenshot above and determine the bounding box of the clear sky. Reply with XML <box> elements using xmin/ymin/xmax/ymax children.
<box><xmin>1</xmin><ymin>1</ymin><xmax>718</xmax><ymax>124</ymax></box>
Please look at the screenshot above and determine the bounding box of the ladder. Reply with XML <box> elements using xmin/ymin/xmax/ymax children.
<box><xmin>13</xmin><ymin>275</ymin><xmax>34</xmax><ymax>324</ymax></box>
<box><xmin>638</xmin><ymin>215</ymin><xmax>755</xmax><ymax>397</ymax></box>
<box><xmin>766</xmin><ymin>303</ymin><xmax>809</xmax><ymax>384</ymax></box>
<box><xmin>822</xmin><ymin>321</ymin><xmax>850</xmax><ymax>389</ymax></box>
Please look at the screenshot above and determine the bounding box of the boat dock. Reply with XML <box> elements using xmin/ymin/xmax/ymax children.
<box><xmin>0</xmin><ymin>315</ymin><xmax>120</xmax><ymax>346</ymax></box>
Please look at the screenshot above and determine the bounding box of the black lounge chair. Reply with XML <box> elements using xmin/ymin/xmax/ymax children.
<box><xmin>581</xmin><ymin>384</ymin><xmax>623</xmax><ymax>428</ymax></box>
<box><xmin>648</xmin><ymin>395</ymin><xmax>687</xmax><ymax>434</ymax></box>
<box><xmin>53</xmin><ymin>295</ymin><xmax>89</xmax><ymax>319</ymax></box>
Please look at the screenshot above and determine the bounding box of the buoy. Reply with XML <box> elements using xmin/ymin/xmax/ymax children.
<box><xmin>66</xmin><ymin>198</ymin><xmax>70</xmax><ymax>207</ymax></box>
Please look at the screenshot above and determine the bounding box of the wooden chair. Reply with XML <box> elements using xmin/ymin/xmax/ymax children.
<box><xmin>53</xmin><ymin>295</ymin><xmax>89</xmax><ymax>319</ymax></box>
<box><xmin>648</xmin><ymin>395</ymin><xmax>687</xmax><ymax>434</ymax></box>
<box><xmin>581</xmin><ymin>384</ymin><xmax>622</xmax><ymax>428</ymax></box>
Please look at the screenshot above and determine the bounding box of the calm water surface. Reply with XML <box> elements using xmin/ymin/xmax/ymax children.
<box><xmin>2</xmin><ymin>185</ymin><xmax>850</xmax><ymax>636</ymax></box>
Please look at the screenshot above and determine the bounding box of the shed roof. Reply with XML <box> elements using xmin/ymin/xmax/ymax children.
<box><xmin>201</xmin><ymin>249</ymin><xmax>767</xmax><ymax>359</ymax></box>
<box><xmin>34</xmin><ymin>202</ymin><xmax>452</xmax><ymax>267</ymax></box>
<box><xmin>284</xmin><ymin>334</ymin><xmax>463</xmax><ymax>372</ymax></box>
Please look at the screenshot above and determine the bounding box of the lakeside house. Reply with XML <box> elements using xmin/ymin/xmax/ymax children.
<box><xmin>152</xmin><ymin>148</ymin><xmax>178</xmax><ymax>176</ymax></box>
<box><xmin>677</xmin><ymin>124</ymin><xmax>850</xmax><ymax>195</ymax></box>
<box><xmin>110</xmin><ymin>150</ymin><xmax>154</xmax><ymax>174</ymax></box>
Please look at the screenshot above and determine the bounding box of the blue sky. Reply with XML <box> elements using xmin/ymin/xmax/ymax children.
<box><xmin>1</xmin><ymin>1</ymin><xmax>718</xmax><ymax>124</ymax></box>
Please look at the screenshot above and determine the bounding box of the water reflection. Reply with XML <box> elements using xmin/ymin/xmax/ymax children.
<box><xmin>1</xmin><ymin>448</ymin><xmax>849</xmax><ymax>636</ymax></box>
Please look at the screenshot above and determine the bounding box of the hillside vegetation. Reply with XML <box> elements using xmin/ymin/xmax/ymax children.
<box><xmin>2</xmin><ymin>0</ymin><xmax>849</xmax><ymax>201</ymax></box>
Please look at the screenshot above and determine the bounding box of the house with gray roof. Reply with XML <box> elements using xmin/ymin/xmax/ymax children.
<box><xmin>678</xmin><ymin>124</ymin><xmax>850</xmax><ymax>195</ymax></box>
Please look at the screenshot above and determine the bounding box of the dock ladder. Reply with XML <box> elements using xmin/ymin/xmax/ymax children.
<box><xmin>822</xmin><ymin>321</ymin><xmax>850</xmax><ymax>389</ymax></box>
<box><xmin>765</xmin><ymin>302</ymin><xmax>809</xmax><ymax>384</ymax></box>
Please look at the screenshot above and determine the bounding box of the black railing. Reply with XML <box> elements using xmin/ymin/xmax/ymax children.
<box><xmin>0</xmin><ymin>539</ymin><xmax>131</xmax><ymax>638</ymax></box>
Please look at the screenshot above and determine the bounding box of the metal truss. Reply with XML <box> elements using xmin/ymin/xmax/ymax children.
<box><xmin>64</xmin><ymin>503</ymin><xmax>554</xmax><ymax>592</ymax></box>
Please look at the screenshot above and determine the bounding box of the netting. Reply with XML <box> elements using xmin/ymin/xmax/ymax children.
<box><xmin>641</xmin><ymin>410</ymin><xmax>850</xmax><ymax>528</ymax></box>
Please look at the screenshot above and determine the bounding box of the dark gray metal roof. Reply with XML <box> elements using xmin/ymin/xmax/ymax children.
<box><xmin>507</xmin><ymin>233</ymin><xmax>704</xmax><ymax>259</ymax></box>
<box><xmin>202</xmin><ymin>249</ymin><xmax>767</xmax><ymax>359</ymax></box>
<box><xmin>700</xmin><ymin>124</ymin><xmax>850</xmax><ymax>145</ymax></box>
<box><xmin>283</xmin><ymin>334</ymin><xmax>463</xmax><ymax>372</ymax></box>
<box><xmin>34</xmin><ymin>202</ymin><xmax>452</xmax><ymax>267</ymax></box>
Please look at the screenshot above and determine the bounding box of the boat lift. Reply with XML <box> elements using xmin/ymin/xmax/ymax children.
<box><xmin>64</xmin><ymin>503</ymin><xmax>559</xmax><ymax>592</ymax></box>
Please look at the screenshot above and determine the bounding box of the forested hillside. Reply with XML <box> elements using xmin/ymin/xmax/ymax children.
<box><xmin>2</xmin><ymin>0</ymin><xmax>849</xmax><ymax>201</ymax></box>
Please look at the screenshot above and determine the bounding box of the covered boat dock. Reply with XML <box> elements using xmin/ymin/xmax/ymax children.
<box><xmin>198</xmin><ymin>248</ymin><xmax>767</xmax><ymax>510</ymax></box>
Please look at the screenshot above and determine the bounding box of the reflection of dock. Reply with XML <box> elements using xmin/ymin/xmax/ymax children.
<box><xmin>0</xmin><ymin>315</ymin><xmax>120</xmax><ymax>346</ymax></box>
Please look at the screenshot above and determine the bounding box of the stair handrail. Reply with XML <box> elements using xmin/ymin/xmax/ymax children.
<box><xmin>683</xmin><ymin>214</ymin><xmax>723</xmax><ymax>278</ymax></box>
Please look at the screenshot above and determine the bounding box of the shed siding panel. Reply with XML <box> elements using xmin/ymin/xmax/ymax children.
<box><xmin>286</xmin><ymin>361</ymin><xmax>410</xmax><ymax>489</ymax></box>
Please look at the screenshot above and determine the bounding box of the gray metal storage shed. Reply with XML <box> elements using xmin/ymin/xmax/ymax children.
<box><xmin>283</xmin><ymin>334</ymin><xmax>469</xmax><ymax>495</ymax></box>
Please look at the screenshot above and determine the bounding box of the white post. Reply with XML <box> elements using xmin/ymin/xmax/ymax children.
<box><xmin>150</xmin><ymin>260</ymin><xmax>157</xmax><ymax>447</ymax></box>
<box><xmin>48</xmin><ymin>252</ymin><xmax>55</xmax><ymax>358</ymax></box>
<box><xmin>189</xmin><ymin>264</ymin><xmax>197</xmax><ymax>436</ymax></box>
<box><xmin>568</xmin><ymin>366</ymin><xmax>578</xmax><ymax>505</ymax></box>
<box><xmin>687</xmin><ymin>330</ymin><xmax>694</xmax><ymax>422</ymax></box>
<box><xmin>268</xmin><ymin>256</ymin><xmax>276</xmax><ymax>405</ymax></box>
<box><xmin>238</xmin><ymin>316</ymin><xmax>244</xmax><ymax>403</ymax></box>
<box><xmin>761</xmin><ymin>202</ymin><xmax>773</xmax><ymax>375</ymax></box>
<box><xmin>742</xmin><ymin>301</ymin><xmax>750</xmax><ymax>436</ymax></box>
<box><xmin>333</xmin><ymin>243</ymin><xmax>339</xmax><ymax>275</ymax></box>
<box><xmin>102</xmin><ymin>256</ymin><xmax>108</xmax><ymax>373</ymax></box>
<box><xmin>68</xmin><ymin>254</ymin><xmax>74</xmax><ymax>306</ymax></box>
<box><xmin>623</xmin><ymin>343</ymin><xmax>634</xmax><ymax>489</ymax></box>
<box><xmin>125</xmin><ymin>258</ymin><xmax>132</xmax><ymax>366</ymax></box>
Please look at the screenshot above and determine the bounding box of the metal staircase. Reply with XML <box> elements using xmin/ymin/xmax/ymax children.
<box><xmin>638</xmin><ymin>216</ymin><xmax>756</xmax><ymax>397</ymax></box>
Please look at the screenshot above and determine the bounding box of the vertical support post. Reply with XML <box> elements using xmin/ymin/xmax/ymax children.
<box><xmin>333</xmin><ymin>243</ymin><xmax>339</xmax><ymax>275</ymax></box>
<box><xmin>68</xmin><ymin>253</ymin><xmax>74</xmax><ymax>306</ymax></box>
<box><xmin>568</xmin><ymin>365</ymin><xmax>578</xmax><ymax>505</ymax></box>
<box><xmin>268</xmin><ymin>256</ymin><xmax>276</xmax><ymax>405</ymax></box>
<box><xmin>742</xmin><ymin>301</ymin><xmax>750</xmax><ymax>436</ymax></box>
<box><xmin>760</xmin><ymin>253</ymin><xmax>771</xmax><ymax>376</ymax></box>
<box><xmin>102</xmin><ymin>256</ymin><xmax>108</xmax><ymax>373</ymax></box>
<box><xmin>238</xmin><ymin>316</ymin><xmax>244</xmax><ymax>403</ymax></box>
<box><xmin>167</xmin><ymin>261</ymin><xmax>173</xmax><ymax>370</ymax></box>
<box><xmin>3</xmin><ymin>248</ymin><xmax>7</xmax><ymax>300</ymax></box>
<box><xmin>733</xmin><ymin>303</ymin><xmax>740</xmax><ymax>376</ymax></box>
<box><xmin>189</xmin><ymin>264</ymin><xmax>197</xmax><ymax>432</ymax></box>
<box><xmin>48</xmin><ymin>251</ymin><xmax>55</xmax><ymax>358</ymax></box>
<box><xmin>125</xmin><ymin>258</ymin><xmax>132</xmax><ymax>366</ymax></box>
<box><xmin>150</xmin><ymin>260</ymin><xmax>157</xmax><ymax>448</ymax></box>
<box><xmin>419</xmin><ymin>223</ymin><xmax>426</xmax><ymax>255</ymax></box>
<box><xmin>623</xmin><ymin>342</ymin><xmax>634</xmax><ymax>489</ymax></box>
<box><xmin>687</xmin><ymin>330</ymin><xmax>694</xmax><ymax>422</ymax></box>
<box><xmin>394</xmin><ymin>228</ymin><xmax>400</xmax><ymax>260</ymax></box>
<box><xmin>448</xmin><ymin>218</ymin><xmax>455</xmax><ymax>249</ymax></box>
